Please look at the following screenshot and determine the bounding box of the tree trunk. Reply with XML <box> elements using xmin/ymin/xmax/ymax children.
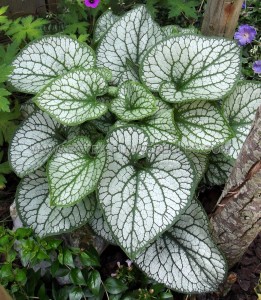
<box><xmin>201</xmin><ymin>0</ymin><xmax>244</xmax><ymax>38</ymax></box>
<box><xmin>210</xmin><ymin>106</ymin><xmax>261</xmax><ymax>268</ymax></box>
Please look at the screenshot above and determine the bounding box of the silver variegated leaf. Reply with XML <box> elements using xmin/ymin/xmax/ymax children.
<box><xmin>114</xmin><ymin>100</ymin><xmax>179</xmax><ymax>145</ymax></box>
<box><xmin>138</xmin><ymin>98</ymin><xmax>178</xmax><ymax>144</ymax></box>
<box><xmin>110</xmin><ymin>81</ymin><xmax>157</xmax><ymax>121</ymax></box>
<box><xmin>187</xmin><ymin>152</ymin><xmax>209</xmax><ymax>184</ymax></box>
<box><xmin>16</xmin><ymin>169</ymin><xmax>95</xmax><ymax>236</ymax></box>
<box><xmin>174</xmin><ymin>101</ymin><xmax>233</xmax><ymax>151</ymax></box>
<box><xmin>135</xmin><ymin>198</ymin><xmax>227</xmax><ymax>293</ymax></box>
<box><xmin>93</xmin><ymin>10</ymin><xmax>120</xmax><ymax>43</ymax></box>
<box><xmin>204</xmin><ymin>152</ymin><xmax>235</xmax><ymax>186</ymax></box>
<box><xmin>162</xmin><ymin>25</ymin><xmax>198</xmax><ymax>37</ymax></box>
<box><xmin>9</xmin><ymin>35</ymin><xmax>95</xmax><ymax>94</ymax></box>
<box><xmin>9</xmin><ymin>110</ymin><xmax>70</xmax><ymax>178</ymax></box>
<box><xmin>96</xmin><ymin>5</ymin><xmax>163</xmax><ymax>85</ymax></box>
<box><xmin>221</xmin><ymin>81</ymin><xmax>261</xmax><ymax>159</ymax></box>
<box><xmin>89</xmin><ymin>205</ymin><xmax>116</xmax><ymax>245</ymax></box>
<box><xmin>141</xmin><ymin>35</ymin><xmax>240</xmax><ymax>102</ymax></box>
<box><xmin>34</xmin><ymin>69</ymin><xmax>108</xmax><ymax>126</ymax></box>
<box><xmin>47</xmin><ymin>136</ymin><xmax>106</xmax><ymax>207</ymax></box>
<box><xmin>98</xmin><ymin>126</ymin><xmax>195</xmax><ymax>258</ymax></box>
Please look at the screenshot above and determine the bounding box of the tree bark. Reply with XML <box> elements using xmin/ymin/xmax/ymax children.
<box><xmin>201</xmin><ymin>0</ymin><xmax>244</xmax><ymax>38</ymax></box>
<box><xmin>210</xmin><ymin>106</ymin><xmax>261</xmax><ymax>268</ymax></box>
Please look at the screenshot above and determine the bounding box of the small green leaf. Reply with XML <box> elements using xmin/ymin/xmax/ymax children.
<box><xmin>87</xmin><ymin>270</ymin><xmax>102</xmax><ymax>296</ymax></box>
<box><xmin>38</xmin><ymin>284</ymin><xmax>49</xmax><ymax>300</ymax></box>
<box><xmin>63</xmin><ymin>249</ymin><xmax>75</xmax><ymax>268</ymax></box>
<box><xmin>14</xmin><ymin>268</ymin><xmax>27</xmax><ymax>284</ymax></box>
<box><xmin>69</xmin><ymin>287</ymin><xmax>84</xmax><ymax>300</ymax></box>
<box><xmin>0</xmin><ymin>264</ymin><xmax>14</xmax><ymax>281</ymax></box>
<box><xmin>104</xmin><ymin>278</ymin><xmax>128</xmax><ymax>295</ymax></box>
<box><xmin>70</xmin><ymin>269</ymin><xmax>87</xmax><ymax>286</ymax></box>
<box><xmin>6</xmin><ymin>16</ymin><xmax>49</xmax><ymax>44</ymax></box>
<box><xmin>79</xmin><ymin>248</ymin><xmax>100</xmax><ymax>267</ymax></box>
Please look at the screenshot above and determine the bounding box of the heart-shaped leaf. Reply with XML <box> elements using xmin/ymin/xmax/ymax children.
<box><xmin>141</xmin><ymin>35</ymin><xmax>240</xmax><ymax>103</ymax></box>
<box><xmin>203</xmin><ymin>152</ymin><xmax>235</xmax><ymax>186</ymax></box>
<box><xmin>110</xmin><ymin>81</ymin><xmax>157</xmax><ymax>121</ymax></box>
<box><xmin>114</xmin><ymin>100</ymin><xmax>179</xmax><ymax>145</ymax></box>
<box><xmin>96</xmin><ymin>5</ymin><xmax>163</xmax><ymax>85</ymax></box>
<box><xmin>9</xmin><ymin>110</ymin><xmax>72</xmax><ymax>177</ymax></box>
<box><xmin>47</xmin><ymin>136</ymin><xmax>106</xmax><ymax>206</ymax></box>
<box><xmin>174</xmin><ymin>101</ymin><xmax>233</xmax><ymax>151</ymax></box>
<box><xmin>9</xmin><ymin>35</ymin><xmax>96</xmax><ymax>94</ymax></box>
<box><xmin>98</xmin><ymin>126</ymin><xmax>195</xmax><ymax>258</ymax></box>
<box><xmin>34</xmin><ymin>69</ymin><xmax>108</xmax><ymax>126</ymax></box>
<box><xmin>135</xmin><ymin>198</ymin><xmax>227</xmax><ymax>293</ymax></box>
<box><xmin>15</xmin><ymin>169</ymin><xmax>95</xmax><ymax>236</ymax></box>
<box><xmin>221</xmin><ymin>81</ymin><xmax>261</xmax><ymax>159</ymax></box>
<box><xmin>93</xmin><ymin>11</ymin><xmax>120</xmax><ymax>43</ymax></box>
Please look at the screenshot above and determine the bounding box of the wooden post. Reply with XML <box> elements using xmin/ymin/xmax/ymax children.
<box><xmin>201</xmin><ymin>0</ymin><xmax>244</xmax><ymax>38</ymax></box>
<box><xmin>210</xmin><ymin>106</ymin><xmax>261</xmax><ymax>268</ymax></box>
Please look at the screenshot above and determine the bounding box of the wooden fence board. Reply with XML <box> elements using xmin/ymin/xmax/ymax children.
<box><xmin>0</xmin><ymin>0</ymin><xmax>57</xmax><ymax>17</ymax></box>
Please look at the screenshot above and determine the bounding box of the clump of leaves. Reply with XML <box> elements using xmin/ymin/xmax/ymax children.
<box><xmin>0</xmin><ymin>226</ymin><xmax>173</xmax><ymax>299</ymax></box>
<box><xmin>7</xmin><ymin>4</ymin><xmax>261</xmax><ymax>295</ymax></box>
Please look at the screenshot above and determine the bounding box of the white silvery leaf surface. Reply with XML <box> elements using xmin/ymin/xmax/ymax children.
<box><xmin>174</xmin><ymin>101</ymin><xmax>233</xmax><ymax>152</ymax></box>
<box><xmin>47</xmin><ymin>136</ymin><xmax>106</xmax><ymax>207</ymax></box>
<box><xmin>34</xmin><ymin>69</ymin><xmax>108</xmax><ymax>126</ymax></box>
<box><xmin>221</xmin><ymin>81</ymin><xmax>261</xmax><ymax>159</ymax></box>
<box><xmin>98</xmin><ymin>126</ymin><xmax>196</xmax><ymax>258</ymax></box>
<box><xmin>93</xmin><ymin>10</ymin><xmax>120</xmax><ymax>43</ymax></box>
<box><xmin>9</xmin><ymin>35</ymin><xmax>96</xmax><ymax>94</ymax></box>
<box><xmin>110</xmin><ymin>81</ymin><xmax>157</xmax><ymax>121</ymax></box>
<box><xmin>9</xmin><ymin>110</ymin><xmax>72</xmax><ymax>178</ymax></box>
<box><xmin>135</xmin><ymin>198</ymin><xmax>227</xmax><ymax>293</ymax></box>
<box><xmin>89</xmin><ymin>205</ymin><xmax>116</xmax><ymax>245</ymax></box>
<box><xmin>204</xmin><ymin>152</ymin><xmax>235</xmax><ymax>186</ymax></box>
<box><xmin>96</xmin><ymin>5</ymin><xmax>163</xmax><ymax>85</ymax></box>
<box><xmin>15</xmin><ymin>169</ymin><xmax>95</xmax><ymax>237</ymax></box>
<box><xmin>141</xmin><ymin>35</ymin><xmax>241</xmax><ymax>103</ymax></box>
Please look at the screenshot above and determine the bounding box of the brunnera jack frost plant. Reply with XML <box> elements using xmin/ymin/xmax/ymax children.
<box><xmin>8</xmin><ymin>5</ymin><xmax>261</xmax><ymax>294</ymax></box>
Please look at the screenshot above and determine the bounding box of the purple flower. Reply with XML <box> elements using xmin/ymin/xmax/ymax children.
<box><xmin>253</xmin><ymin>61</ymin><xmax>261</xmax><ymax>74</ymax></box>
<box><xmin>234</xmin><ymin>24</ymin><xmax>257</xmax><ymax>46</ymax></box>
<box><xmin>84</xmin><ymin>0</ymin><xmax>100</xmax><ymax>8</ymax></box>
<box><xmin>242</xmin><ymin>1</ymin><xmax>246</xmax><ymax>9</ymax></box>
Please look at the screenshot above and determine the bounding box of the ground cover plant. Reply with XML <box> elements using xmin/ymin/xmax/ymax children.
<box><xmin>0</xmin><ymin>0</ymin><xmax>260</xmax><ymax>299</ymax></box>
